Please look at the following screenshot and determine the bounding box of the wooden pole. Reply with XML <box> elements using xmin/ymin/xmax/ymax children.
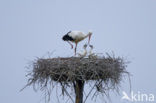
<box><xmin>74</xmin><ymin>80</ymin><xmax>84</xmax><ymax>103</ymax></box>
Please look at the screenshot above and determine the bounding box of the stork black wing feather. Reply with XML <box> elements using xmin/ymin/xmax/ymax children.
<box><xmin>62</xmin><ymin>31</ymin><xmax>74</xmax><ymax>41</ymax></box>
<box><xmin>62</xmin><ymin>34</ymin><xmax>74</xmax><ymax>41</ymax></box>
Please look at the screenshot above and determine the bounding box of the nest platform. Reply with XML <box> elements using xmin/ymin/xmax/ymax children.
<box><xmin>25</xmin><ymin>54</ymin><xmax>129</xmax><ymax>103</ymax></box>
<box><xmin>27</xmin><ymin>54</ymin><xmax>128</xmax><ymax>86</ymax></box>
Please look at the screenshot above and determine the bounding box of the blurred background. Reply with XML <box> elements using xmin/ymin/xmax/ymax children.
<box><xmin>0</xmin><ymin>0</ymin><xmax>156</xmax><ymax>103</ymax></box>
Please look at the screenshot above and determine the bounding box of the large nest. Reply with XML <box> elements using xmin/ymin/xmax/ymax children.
<box><xmin>24</xmin><ymin>54</ymin><xmax>129</xmax><ymax>103</ymax></box>
<box><xmin>31</xmin><ymin>56</ymin><xmax>127</xmax><ymax>83</ymax></box>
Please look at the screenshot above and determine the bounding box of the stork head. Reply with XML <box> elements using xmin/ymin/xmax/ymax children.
<box><xmin>89</xmin><ymin>45</ymin><xmax>93</xmax><ymax>49</ymax></box>
<box><xmin>88</xmin><ymin>31</ymin><xmax>92</xmax><ymax>36</ymax></box>
<box><xmin>83</xmin><ymin>44</ymin><xmax>88</xmax><ymax>49</ymax></box>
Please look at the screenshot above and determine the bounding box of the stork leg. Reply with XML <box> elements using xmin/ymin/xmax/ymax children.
<box><xmin>74</xmin><ymin>43</ymin><xmax>77</xmax><ymax>56</ymax></box>
<box><xmin>67</xmin><ymin>41</ymin><xmax>73</xmax><ymax>49</ymax></box>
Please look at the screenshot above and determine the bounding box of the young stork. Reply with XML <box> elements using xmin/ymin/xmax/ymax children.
<box><xmin>77</xmin><ymin>44</ymin><xmax>88</xmax><ymax>57</ymax></box>
<box><xmin>89</xmin><ymin>45</ymin><xmax>94</xmax><ymax>55</ymax></box>
<box><xmin>62</xmin><ymin>31</ymin><xmax>92</xmax><ymax>55</ymax></box>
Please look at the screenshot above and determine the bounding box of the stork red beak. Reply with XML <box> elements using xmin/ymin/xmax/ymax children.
<box><xmin>88</xmin><ymin>34</ymin><xmax>92</xmax><ymax>45</ymax></box>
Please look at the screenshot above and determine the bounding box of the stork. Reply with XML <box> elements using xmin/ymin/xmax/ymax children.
<box><xmin>89</xmin><ymin>45</ymin><xmax>94</xmax><ymax>55</ymax></box>
<box><xmin>62</xmin><ymin>31</ymin><xmax>92</xmax><ymax>55</ymax></box>
<box><xmin>88</xmin><ymin>45</ymin><xmax>97</xmax><ymax>59</ymax></box>
<box><xmin>77</xmin><ymin>44</ymin><xmax>88</xmax><ymax>57</ymax></box>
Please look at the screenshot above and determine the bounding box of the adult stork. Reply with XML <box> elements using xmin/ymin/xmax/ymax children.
<box><xmin>62</xmin><ymin>31</ymin><xmax>92</xmax><ymax>56</ymax></box>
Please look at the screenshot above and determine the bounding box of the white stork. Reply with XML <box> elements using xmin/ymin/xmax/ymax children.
<box><xmin>89</xmin><ymin>45</ymin><xmax>94</xmax><ymax>55</ymax></box>
<box><xmin>62</xmin><ymin>31</ymin><xmax>92</xmax><ymax>55</ymax></box>
<box><xmin>77</xmin><ymin>44</ymin><xmax>88</xmax><ymax>57</ymax></box>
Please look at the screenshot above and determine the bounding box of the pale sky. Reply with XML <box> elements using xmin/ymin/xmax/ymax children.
<box><xmin>0</xmin><ymin>0</ymin><xmax>156</xmax><ymax>103</ymax></box>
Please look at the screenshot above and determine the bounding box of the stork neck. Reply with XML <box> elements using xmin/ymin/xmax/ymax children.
<box><xmin>85</xmin><ymin>33</ymin><xmax>90</xmax><ymax>38</ymax></box>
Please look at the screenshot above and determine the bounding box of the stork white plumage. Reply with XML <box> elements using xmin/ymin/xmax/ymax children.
<box><xmin>89</xmin><ymin>45</ymin><xmax>94</xmax><ymax>55</ymax></box>
<box><xmin>77</xmin><ymin>44</ymin><xmax>88</xmax><ymax>57</ymax></box>
<box><xmin>62</xmin><ymin>31</ymin><xmax>92</xmax><ymax>55</ymax></box>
